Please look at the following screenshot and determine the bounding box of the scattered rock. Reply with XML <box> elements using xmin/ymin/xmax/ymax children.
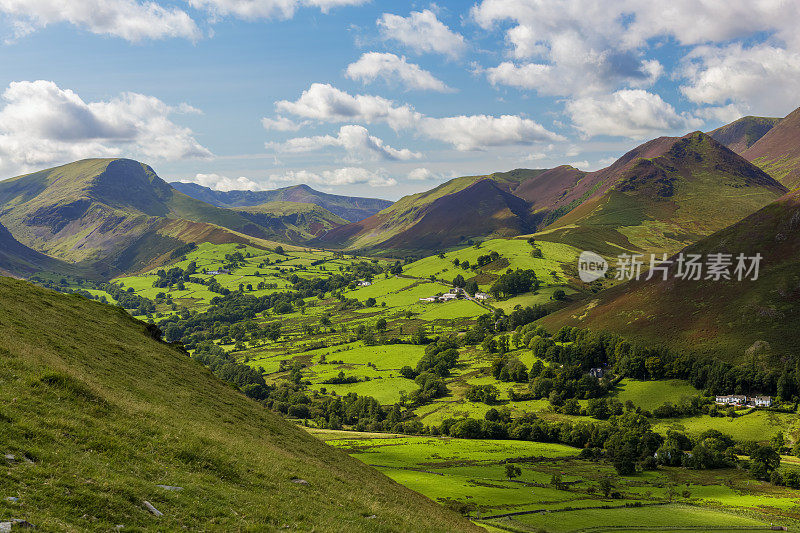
<box><xmin>0</xmin><ymin>520</ymin><xmax>36</xmax><ymax>530</ymax></box>
<box><xmin>114</xmin><ymin>526</ymin><xmax>125</xmax><ymax>531</ymax></box>
<box><xmin>155</xmin><ymin>485</ymin><xmax>183</xmax><ymax>491</ymax></box>
<box><xmin>290</xmin><ymin>478</ymin><xmax>308</xmax><ymax>485</ymax></box>
<box><xmin>143</xmin><ymin>501</ymin><xmax>163</xmax><ymax>517</ymax></box>
<box><xmin>3</xmin><ymin>454</ymin><xmax>15</xmax><ymax>462</ymax></box>
<box><xmin>365</xmin><ymin>515</ymin><xmax>377</xmax><ymax>519</ymax></box>
<box><xmin>5</xmin><ymin>497</ymin><xmax>18</xmax><ymax>503</ymax></box>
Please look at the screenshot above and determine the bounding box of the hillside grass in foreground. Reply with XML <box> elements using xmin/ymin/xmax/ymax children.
<box><xmin>0</xmin><ymin>277</ymin><xmax>478</xmax><ymax>532</ymax></box>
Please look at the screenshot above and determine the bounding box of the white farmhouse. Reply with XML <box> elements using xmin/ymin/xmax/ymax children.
<box><xmin>715</xmin><ymin>395</ymin><xmax>747</xmax><ymax>405</ymax></box>
<box><xmin>474</xmin><ymin>292</ymin><xmax>489</xmax><ymax>300</ymax></box>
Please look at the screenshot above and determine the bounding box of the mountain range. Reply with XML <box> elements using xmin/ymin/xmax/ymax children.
<box><xmin>171</xmin><ymin>181</ymin><xmax>392</xmax><ymax>222</ymax></box>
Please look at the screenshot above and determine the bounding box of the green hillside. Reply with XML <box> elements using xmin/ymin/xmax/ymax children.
<box><xmin>0</xmin><ymin>276</ymin><xmax>478</xmax><ymax>532</ymax></box>
<box><xmin>233</xmin><ymin>201</ymin><xmax>347</xmax><ymax>241</ymax></box>
<box><xmin>0</xmin><ymin>159</ymin><xmax>283</xmax><ymax>274</ymax></box>
<box><xmin>541</xmin><ymin>187</ymin><xmax>800</xmax><ymax>363</ymax></box>
<box><xmin>536</xmin><ymin>132</ymin><xmax>787</xmax><ymax>255</ymax></box>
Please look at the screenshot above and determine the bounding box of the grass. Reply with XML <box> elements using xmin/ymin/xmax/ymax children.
<box><xmin>612</xmin><ymin>379</ymin><xmax>700</xmax><ymax>411</ymax></box>
<box><xmin>655</xmin><ymin>410</ymin><xmax>800</xmax><ymax>442</ymax></box>
<box><xmin>0</xmin><ymin>277</ymin><xmax>479</xmax><ymax>532</ymax></box>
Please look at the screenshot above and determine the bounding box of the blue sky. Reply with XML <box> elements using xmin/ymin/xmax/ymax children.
<box><xmin>0</xmin><ymin>1</ymin><xmax>798</xmax><ymax>200</ymax></box>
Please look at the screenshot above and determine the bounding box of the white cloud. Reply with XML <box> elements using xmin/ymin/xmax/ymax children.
<box><xmin>182</xmin><ymin>173</ymin><xmax>265</xmax><ymax>191</ymax></box>
<box><xmin>274</xmin><ymin>83</ymin><xmax>562</xmax><ymax>151</ymax></box>
<box><xmin>188</xmin><ymin>0</ymin><xmax>367</xmax><ymax>20</ymax></box>
<box><xmin>261</xmin><ymin>115</ymin><xmax>306</xmax><ymax>131</ymax></box>
<box><xmin>418</xmin><ymin>114</ymin><xmax>564</xmax><ymax>151</ymax></box>
<box><xmin>275</xmin><ymin>83</ymin><xmax>421</xmax><ymax>130</ymax></box>
<box><xmin>377</xmin><ymin>9</ymin><xmax>467</xmax><ymax>59</ymax></box>
<box><xmin>0</xmin><ymin>80</ymin><xmax>210</xmax><ymax>176</ymax></box>
<box><xmin>345</xmin><ymin>52</ymin><xmax>452</xmax><ymax>92</ymax></box>
<box><xmin>267</xmin><ymin>124</ymin><xmax>421</xmax><ymax>161</ymax></box>
<box><xmin>565</xmin><ymin>89</ymin><xmax>703</xmax><ymax>139</ymax></box>
<box><xmin>680</xmin><ymin>43</ymin><xmax>800</xmax><ymax>117</ymax></box>
<box><xmin>0</xmin><ymin>0</ymin><xmax>200</xmax><ymax>42</ymax></box>
<box><xmin>270</xmin><ymin>166</ymin><xmax>396</xmax><ymax>187</ymax></box>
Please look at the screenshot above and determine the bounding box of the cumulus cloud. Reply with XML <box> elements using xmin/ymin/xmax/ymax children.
<box><xmin>0</xmin><ymin>80</ymin><xmax>210</xmax><ymax>176</ymax></box>
<box><xmin>377</xmin><ymin>9</ymin><xmax>467</xmax><ymax>59</ymax></box>
<box><xmin>267</xmin><ymin>124</ymin><xmax>421</xmax><ymax>161</ymax></box>
<box><xmin>270</xmin><ymin>166</ymin><xmax>396</xmax><ymax>187</ymax></box>
<box><xmin>680</xmin><ymin>43</ymin><xmax>800</xmax><ymax>116</ymax></box>
<box><xmin>406</xmin><ymin>167</ymin><xmax>450</xmax><ymax>181</ymax></box>
<box><xmin>275</xmin><ymin>83</ymin><xmax>421</xmax><ymax>130</ymax></box>
<box><xmin>273</xmin><ymin>83</ymin><xmax>562</xmax><ymax>150</ymax></box>
<box><xmin>565</xmin><ymin>89</ymin><xmax>703</xmax><ymax>139</ymax></box>
<box><xmin>182</xmin><ymin>173</ymin><xmax>265</xmax><ymax>191</ymax></box>
<box><xmin>418</xmin><ymin>114</ymin><xmax>564</xmax><ymax>151</ymax></box>
<box><xmin>261</xmin><ymin>115</ymin><xmax>306</xmax><ymax>131</ymax></box>
<box><xmin>345</xmin><ymin>52</ymin><xmax>452</xmax><ymax>92</ymax></box>
<box><xmin>0</xmin><ymin>0</ymin><xmax>200</xmax><ymax>42</ymax></box>
<box><xmin>188</xmin><ymin>0</ymin><xmax>367</xmax><ymax>20</ymax></box>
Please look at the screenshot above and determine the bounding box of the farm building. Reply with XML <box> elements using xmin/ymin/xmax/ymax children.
<box><xmin>588</xmin><ymin>367</ymin><xmax>605</xmax><ymax>379</ymax></box>
<box><xmin>715</xmin><ymin>395</ymin><xmax>747</xmax><ymax>405</ymax></box>
<box><xmin>474</xmin><ymin>292</ymin><xmax>489</xmax><ymax>300</ymax></box>
<box><xmin>207</xmin><ymin>268</ymin><xmax>231</xmax><ymax>275</ymax></box>
<box><xmin>357</xmin><ymin>281</ymin><xmax>372</xmax><ymax>287</ymax></box>
<box><xmin>751</xmin><ymin>396</ymin><xmax>772</xmax><ymax>407</ymax></box>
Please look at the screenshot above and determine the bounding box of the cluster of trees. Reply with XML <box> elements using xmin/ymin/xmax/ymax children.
<box><xmin>489</xmin><ymin>269</ymin><xmax>540</xmax><ymax>298</ymax></box>
<box><xmin>549</xmin><ymin>326</ymin><xmax>786</xmax><ymax>398</ymax></box>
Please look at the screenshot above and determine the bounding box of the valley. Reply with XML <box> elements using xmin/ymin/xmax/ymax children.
<box><xmin>3</xmin><ymin>110</ymin><xmax>800</xmax><ymax>532</ymax></box>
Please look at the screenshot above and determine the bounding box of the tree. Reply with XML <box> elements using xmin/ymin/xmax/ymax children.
<box><xmin>274</xmin><ymin>246</ymin><xmax>285</xmax><ymax>255</ymax></box>
<box><xmin>452</xmin><ymin>274</ymin><xmax>466</xmax><ymax>288</ymax></box>
<box><xmin>504</xmin><ymin>463</ymin><xmax>521</xmax><ymax>480</ymax></box>
<box><xmin>550</xmin><ymin>472</ymin><xmax>564</xmax><ymax>490</ymax></box>
<box><xmin>375</xmin><ymin>317</ymin><xmax>388</xmax><ymax>331</ymax></box>
<box><xmin>552</xmin><ymin>289</ymin><xmax>566</xmax><ymax>300</ymax></box>
<box><xmin>599</xmin><ymin>477</ymin><xmax>613</xmax><ymax>498</ymax></box>
<box><xmin>751</xmin><ymin>445</ymin><xmax>780</xmax><ymax>480</ymax></box>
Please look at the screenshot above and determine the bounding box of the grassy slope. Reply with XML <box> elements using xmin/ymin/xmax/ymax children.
<box><xmin>541</xmin><ymin>188</ymin><xmax>800</xmax><ymax>363</ymax></box>
<box><xmin>233</xmin><ymin>201</ymin><xmax>348</xmax><ymax>241</ymax></box>
<box><xmin>537</xmin><ymin>132</ymin><xmax>787</xmax><ymax>256</ymax></box>
<box><xmin>0</xmin><ymin>276</ymin><xmax>479</xmax><ymax>532</ymax></box>
<box><xmin>0</xmin><ymin>158</ymin><xmax>285</xmax><ymax>273</ymax></box>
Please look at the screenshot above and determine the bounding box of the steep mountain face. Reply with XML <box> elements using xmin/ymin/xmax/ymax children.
<box><xmin>0</xmin><ymin>221</ymin><xmax>82</xmax><ymax>277</ymax></box>
<box><xmin>541</xmin><ymin>188</ymin><xmax>800</xmax><ymax>364</ymax></box>
<box><xmin>232</xmin><ymin>201</ymin><xmax>347</xmax><ymax>241</ymax></box>
<box><xmin>316</xmin><ymin>169</ymin><xmax>550</xmax><ymax>252</ymax></box>
<box><xmin>0</xmin><ymin>276</ymin><xmax>478</xmax><ymax>531</ymax></box>
<box><xmin>0</xmin><ymin>159</ymin><xmax>274</xmax><ymax>274</ymax></box>
<box><xmin>511</xmin><ymin>165</ymin><xmax>588</xmax><ymax>226</ymax></box>
<box><xmin>708</xmin><ymin>116</ymin><xmax>781</xmax><ymax>154</ymax></box>
<box><xmin>171</xmin><ymin>182</ymin><xmax>392</xmax><ymax>222</ymax></box>
<box><xmin>743</xmin><ymin>106</ymin><xmax>800</xmax><ymax>189</ymax></box>
<box><xmin>537</xmin><ymin>132</ymin><xmax>787</xmax><ymax>255</ymax></box>
<box><xmin>319</xmin><ymin>174</ymin><xmax>542</xmax><ymax>252</ymax></box>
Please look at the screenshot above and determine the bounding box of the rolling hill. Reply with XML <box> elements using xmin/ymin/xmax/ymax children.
<box><xmin>0</xmin><ymin>276</ymin><xmax>477</xmax><ymax>531</ymax></box>
<box><xmin>743</xmin><ymin>106</ymin><xmax>800</xmax><ymax>189</ymax></box>
<box><xmin>0</xmin><ymin>221</ymin><xmax>83</xmax><ymax>278</ymax></box>
<box><xmin>317</xmin><ymin>169</ymin><xmax>553</xmax><ymax>252</ymax></box>
<box><xmin>232</xmin><ymin>201</ymin><xmax>347</xmax><ymax>241</ymax></box>
<box><xmin>172</xmin><ymin>182</ymin><xmax>392</xmax><ymax>222</ymax></box>
<box><xmin>708</xmin><ymin>115</ymin><xmax>781</xmax><ymax>154</ymax></box>
<box><xmin>0</xmin><ymin>159</ymin><xmax>282</xmax><ymax>275</ymax></box>
<box><xmin>535</xmin><ymin>132</ymin><xmax>787</xmax><ymax>255</ymax></box>
<box><xmin>540</xmin><ymin>187</ymin><xmax>800</xmax><ymax>363</ymax></box>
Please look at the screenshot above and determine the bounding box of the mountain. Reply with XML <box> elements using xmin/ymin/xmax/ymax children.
<box><xmin>318</xmin><ymin>169</ymin><xmax>549</xmax><ymax>252</ymax></box>
<box><xmin>743</xmin><ymin>106</ymin><xmax>800</xmax><ymax>189</ymax></box>
<box><xmin>232</xmin><ymin>201</ymin><xmax>347</xmax><ymax>241</ymax></box>
<box><xmin>0</xmin><ymin>276</ymin><xmax>477</xmax><ymax>531</ymax></box>
<box><xmin>0</xmin><ymin>221</ymin><xmax>83</xmax><ymax>277</ymax></box>
<box><xmin>0</xmin><ymin>159</ymin><xmax>278</xmax><ymax>275</ymax></box>
<box><xmin>708</xmin><ymin>116</ymin><xmax>781</xmax><ymax>154</ymax></box>
<box><xmin>536</xmin><ymin>132</ymin><xmax>787</xmax><ymax>255</ymax></box>
<box><xmin>540</xmin><ymin>188</ymin><xmax>800</xmax><ymax>363</ymax></box>
<box><xmin>171</xmin><ymin>182</ymin><xmax>393</xmax><ymax>222</ymax></box>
